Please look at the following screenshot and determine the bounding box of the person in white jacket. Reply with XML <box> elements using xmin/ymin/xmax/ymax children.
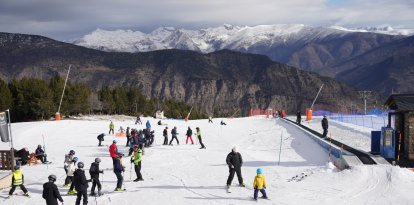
<box><xmin>66</xmin><ymin>157</ymin><xmax>78</xmax><ymax>195</ymax></box>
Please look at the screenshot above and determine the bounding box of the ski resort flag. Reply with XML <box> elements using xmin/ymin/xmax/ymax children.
<box><xmin>0</xmin><ymin>111</ymin><xmax>10</xmax><ymax>142</ymax></box>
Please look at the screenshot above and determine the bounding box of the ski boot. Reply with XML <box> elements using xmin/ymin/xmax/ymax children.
<box><xmin>115</xmin><ymin>187</ymin><xmax>125</xmax><ymax>191</ymax></box>
<box><xmin>67</xmin><ymin>189</ymin><xmax>77</xmax><ymax>195</ymax></box>
<box><xmin>239</xmin><ymin>183</ymin><xmax>246</xmax><ymax>187</ymax></box>
<box><xmin>63</xmin><ymin>183</ymin><xmax>71</xmax><ymax>188</ymax></box>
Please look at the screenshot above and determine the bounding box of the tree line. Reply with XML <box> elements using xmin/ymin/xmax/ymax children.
<box><xmin>0</xmin><ymin>76</ymin><xmax>205</xmax><ymax>122</ymax></box>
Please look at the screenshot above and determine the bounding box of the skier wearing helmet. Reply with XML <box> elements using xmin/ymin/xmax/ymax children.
<box><xmin>226</xmin><ymin>147</ymin><xmax>245</xmax><ymax>188</ymax></box>
<box><xmin>43</xmin><ymin>174</ymin><xmax>64</xmax><ymax>205</ymax></box>
<box><xmin>169</xmin><ymin>126</ymin><xmax>179</xmax><ymax>145</ymax></box>
<box><xmin>67</xmin><ymin>156</ymin><xmax>79</xmax><ymax>195</ymax></box>
<box><xmin>74</xmin><ymin>161</ymin><xmax>88</xmax><ymax>205</ymax></box>
<box><xmin>89</xmin><ymin>158</ymin><xmax>104</xmax><ymax>196</ymax></box>
<box><xmin>8</xmin><ymin>165</ymin><xmax>29</xmax><ymax>197</ymax></box>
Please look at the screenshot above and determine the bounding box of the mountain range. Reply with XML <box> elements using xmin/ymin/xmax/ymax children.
<box><xmin>73</xmin><ymin>24</ymin><xmax>414</xmax><ymax>95</ymax></box>
<box><xmin>0</xmin><ymin>32</ymin><xmax>362</xmax><ymax>116</ymax></box>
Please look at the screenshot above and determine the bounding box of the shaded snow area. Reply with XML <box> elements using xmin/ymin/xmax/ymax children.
<box><xmin>1</xmin><ymin>117</ymin><xmax>414</xmax><ymax>204</ymax></box>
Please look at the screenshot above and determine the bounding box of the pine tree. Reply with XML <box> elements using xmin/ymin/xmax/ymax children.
<box><xmin>0</xmin><ymin>78</ymin><xmax>12</xmax><ymax>111</ymax></box>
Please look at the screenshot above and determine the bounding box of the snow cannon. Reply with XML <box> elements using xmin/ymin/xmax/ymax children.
<box><xmin>306</xmin><ymin>108</ymin><xmax>312</xmax><ymax>121</ymax></box>
<box><xmin>55</xmin><ymin>112</ymin><xmax>61</xmax><ymax>121</ymax></box>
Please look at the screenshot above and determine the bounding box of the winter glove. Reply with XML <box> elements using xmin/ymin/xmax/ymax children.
<box><xmin>264</xmin><ymin>186</ymin><xmax>266</xmax><ymax>189</ymax></box>
<box><xmin>230</xmin><ymin>165</ymin><xmax>234</xmax><ymax>169</ymax></box>
<box><xmin>100</xmin><ymin>170</ymin><xmax>104</xmax><ymax>174</ymax></box>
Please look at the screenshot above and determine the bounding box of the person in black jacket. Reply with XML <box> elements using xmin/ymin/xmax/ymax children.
<box><xmin>186</xmin><ymin>126</ymin><xmax>194</xmax><ymax>144</ymax></box>
<box><xmin>296</xmin><ymin>111</ymin><xmax>302</xmax><ymax>125</ymax></box>
<box><xmin>97</xmin><ymin>133</ymin><xmax>105</xmax><ymax>147</ymax></box>
<box><xmin>73</xmin><ymin>162</ymin><xmax>88</xmax><ymax>205</ymax></box>
<box><xmin>43</xmin><ymin>174</ymin><xmax>64</xmax><ymax>205</ymax></box>
<box><xmin>169</xmin><ymin>126</ymin><xmax>179</xmax><ymax>145</ymax></box>
<box><xmin>226</xmin><ymin>147</ymin><xmax>244</xmax><ymax>187</ymax></box>
<box><xmin>113</xmin><ymin>155</ymin><xmax>125</xmax><ymax>191</ymax></box>
<box><xmin>35</xmin><ymin>144</ymin><xmax>47</xmax><ymax>163</ymax></box>
<box><xmin>126</xmin><ymin>127</ymin><xmax>131</xmax><ymax>147</ymax></box>
<box><xmin>89</xmin><ymin>158</ymin><xmax>104</xmax><ymax>196</ymax></box>
<box><xmin>163</xmin><ymin>127</ymin><xmax>168</xmax><ymax>145</ymax></box>
<box><xmin>322</xmin><ymin>115</ymin><xmax>329</xmax><ymax>138</ymax></box>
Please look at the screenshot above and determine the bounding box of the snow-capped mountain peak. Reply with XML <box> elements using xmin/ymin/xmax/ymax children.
<box><xmin>74</xmin><ymin>24</ymin><xmax>413</xmax><ymax>53</ymax></box>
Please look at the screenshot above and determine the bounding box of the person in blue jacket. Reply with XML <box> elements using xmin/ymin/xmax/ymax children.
<box><xmin>113</xmin><ymin>155</ymin><xmax>125</xmax><ymax>191</ymax></box>
<box><xmin>145</xmin><ymin>120</ymin><xmax>151</xmax><ymax>132</ymax></box>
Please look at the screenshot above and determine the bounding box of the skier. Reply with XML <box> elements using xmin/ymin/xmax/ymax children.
<box><xmin>109</xmin><ymin>140</ymin><xmax>119</xmax><ymax>166</ymax></box>
<box><xmin>322</xmin><ymin>115</ymin><xmax>329</xmax><ymax>138</ymax></box>
<box><xmin>109</xmin><ymin>121</ymin><xmax>114</xmax><ymax>135</ymax></box>
<box><xmin>128</xmin><ymin>129</ymin><xmax>137</xmax><ymax>156</ymax></box>
<box><xmin>163</xmin><ymin>127</ymin><xmax>168</xmax><ymax>145</ymax></box>
<box><xmin>186</xmin><ymin>126</ymin><xmax>194</xmax><ymax>145</ymax></box>
<box><xmin>220</xmin><ymin>120</ymin><xmax>227</xmax><ymax>126</ymax></box>
<box><xmin>35</xmin><ymin>144</ymin><xmax>47</xmax><ymax>163</ymax></box>
<box><xmin>8</xmin><ymin>165</ymin><xmax>29</xmax><ymax>197</ymax></box>
<box><xmin>135</xmin><ymin>115</ymin><xmax>142</xmax><ymax>125</ymax></box>
<box><xmin>63</xmin><ymin>150</ymin><xmax>75</xmax><ymax>184</ymax></box>
<box><xmin>208</xmin><ymin>116</ymin><xmax>213</xmax><ymax>123</ymax></box>
<box><xmin>67</xmin><ymin>157</ymin><xmax>79</xmax><ymax>195</ymax></box>
<box><xmin>126</xmin><ymin>127</ymin><xmax>131</xmax><ymax>147</ymax></box>
<box><xmin>226</xmin><ymin>147</ymin><xmax>244</xmax><ymax>188</ymax></box>
<box><xmin>296</xmin><ymin>111</ymin><xmax>302</xmax><ymax>125</ymax></box>
<box><xmin>169</xmin><ymin>126</ymin><xmax>179</xmax><ymax>145</ymax></box>
<box><xmin>118</xmin><ymin>126</ymin><xmax>125</xmax><ymax>134</ymax></box>
<box><xmin>113</xmin><ymin>155</ymin><xmax>125</xmax><ymax>191</ymax></box>
<box><xmin>97</xmin><ymin>133</ymin><xmax>105</xmax><ymax>147</ymax></box>
<box><xmin>73</xmin><ymin>161</ymin><xmax>88</xmax><ymax>205</ymax></box>
<box><xmin>196</xmin><ymin>127</ymin><xmax>206</xmax><ymax>149</ymax></box>
<box><xmin>132</xmin><ymin>145</ymin><xmax>144</xmax><ymax>182</ymax></box>
<box><xmin>43</xmin><ymin>174</ymin><xmax>64</xmax><ymax>205</ymax></box>
<box><xmin>253</xmin><ymin>168</ymin><xmax>268</xmax><ymax>200</ymax></box>
<box><xmin>145</xmin><ymin>120</ymin><xmax>151</xmax><ymax>132</ymax></box>
<box><xmin>89</xmin><ymin>158</ymin><xmax>104</xmax><ymax>196</ymax></box>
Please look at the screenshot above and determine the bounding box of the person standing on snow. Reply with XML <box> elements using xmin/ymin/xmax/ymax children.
<box><xmin>196</xmin><ymin>127</ymin><xmax>206</xmax><ymax>149</ymax></box>
<box><xmin>296</xmin><ymin>111</ymin><xmax>302</xmax><ymax>125</ymax></box>
<box><xmin>73</xmin><ymin>161</ymin><xmax>88</xmax><ymax>205</ymax></box>
<box><xmin>89</xmin><ymin>158</ymin><xmax>104</xmax><ymax>196</ymax></box>
<box><xmin>126</xmin><ymin>127</ymin><xmax>131</xmax><ymax>147</ymax></box>
<box><xmin>43</xmin><ymin>174</ymin><xmax>64</xmax><ymax>205</ymax></box>
<box><xmin>135</xmin><ymin>115</ymin><xmax>142</xmax><ymax>125</ymax></box>
<box><xmin>109</xmin><ymin>140</ymin><xmax>119</xmax><ymax>166</ymax></box>
<box><xmin>132</xmin><ymin>145</ymin><xmax>144</xmax><ymax>182</ymax></box>
<box><xmin>113</xmin><ymin>155</ymin><xmax>125</xmax><ymax>191</ymax></box>
<box><xmin>109</xmin><ymin>121</ymin><xmax>115</xmax><ymax>135</ymax></box>
<box><xmin>8</xmin><ymin>165</ymin><xmax>29</xmax><ymax>197</ymax></box>
<box><xmin>208</xmin><ymin>116</ymin><xmax>213</xmax><ymax>123</ymax></box>
<box><xmin>186</xmin><ymin>126</ymin><xmax>194</xmax><ymax>145</ymax></box>
<box><xmin>169</xmin><ymin>126</ymin><xmax>179</xmax><ymax>145</ymax></box>
<box><xmin>322</xmin><ymin>115</ymin><xmax>329</xmax><ymax>138</ymax></box>
<box><xmin>146</xmin><ymin>120</ymin><xmax>151</xmax><ymax>132</ymax></box>
<box><xmin>163</xmin><ymin>127</ymin><xmax>169</xmax><ymax>145</ymax></box>
<box><xmin>67</xmin><ymin>157</ymin><xmax>79</xmax><ymax>195</ymax></box>
<box><xmin>226</xmin><ymin>147</ymin><xmax>244</xmax><ymax>188</ymax></box>
<box><xmin>253</xmin><ymin>168</ymin><xmax>268</xmax><ymax>200</ymax></box>
<box><xmin>64</xmin><ymin>150</ymin><xmax>75</xmax><ymax>178</ymax></box>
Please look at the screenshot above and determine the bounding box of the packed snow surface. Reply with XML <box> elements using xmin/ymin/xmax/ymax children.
<box><xmin>1</xmin><ymin>116</ymin><xmax>414</xmax><ymax>204</ymax></box>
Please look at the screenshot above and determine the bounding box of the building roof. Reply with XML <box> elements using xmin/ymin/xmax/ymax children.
<box><xmin>384</xmin><ymin>94</ymin><xmax>414</xmax><ymax>111</ymax></box>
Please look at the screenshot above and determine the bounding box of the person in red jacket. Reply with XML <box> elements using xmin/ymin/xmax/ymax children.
<box><xmin>109</xmin><ymin>140</ymin><xmax>118</xmax><ymax>167</ymax></box>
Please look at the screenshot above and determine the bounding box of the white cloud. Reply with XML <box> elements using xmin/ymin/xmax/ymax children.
<box><xmin>0</xmin><ymin>0</ymin><xmax>413</xmax><ymax>40</ymax></box>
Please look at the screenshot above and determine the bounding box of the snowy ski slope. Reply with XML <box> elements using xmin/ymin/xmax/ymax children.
<box><xmin>1</xmin><ymin>116</ymin><xmax>413</xmax><ymax>204</ymax></box>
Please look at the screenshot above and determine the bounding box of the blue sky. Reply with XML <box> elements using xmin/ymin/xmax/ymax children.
<box><xmin>0</xmin><ymin>0</ymin><xmax>413</xmax><ymax>40</ymax></box>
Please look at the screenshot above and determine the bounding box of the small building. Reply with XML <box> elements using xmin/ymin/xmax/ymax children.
<box><xmin>155</xmin><ymin>110</ymin><xmax>165</xmax><ymax>119</ymax></box>
<box><xmin>384</xmin><ymin>94</ymin><xmax>414</xmax><ymax>166</ymax></box>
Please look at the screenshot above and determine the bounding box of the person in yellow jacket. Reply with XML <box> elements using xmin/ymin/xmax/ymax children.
<box><xmin>109</xmin><ymin>121</ymin><xmax>115</xmax><ymax>135</ymax></box>
<box><xmin>253</xmin><ymin>168</ymin><xmax>268</xmax><ymax>200</ymax></box>
<box><xmin>8</xmin><ymin>165</ymin><xmax>29</xmax><ymax>197</ymax></box>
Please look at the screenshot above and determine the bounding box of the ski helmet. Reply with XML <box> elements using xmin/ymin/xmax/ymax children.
<box><xmin>14</xmin><ymin>164</ymin><xmax>20</xmax><ymax>170</ymax></box>
<box><xmin>232</xmin><ymin>146</ymin><xmax>237</xmax><ymax>153</ymax></box>
<box><xmin>73</xmin><ymin>157</ymin><xmax>78</xmax><ymax>162</ymax></box>
<box><xmin>78</xmin><ymin>161</ymin><xmax>84</xmax><ymax>168</ymax></box>
<box><xmin>48</xmin><ymin>174</ymin><xmax>57</xmax><ymax>182</ymax></box>
<box><xmin>69</xmin><ymin>150</ymin><xmax>75</xmax><ymax>155</ymax></box>
<box><xmin>38</xmin><ymin>144</ymin><xmax>42</xmax><ymax>148</ymax></box>
<box><xmin>95</xmin><ymin>158</ymin><xmax>101</xmax><ymax>163</ymax></box>
<box><xmin>257</xmin><ymin>168</ymin><xmax>263</xmax><ymax>174</ymax></box>
<box><xmin>113</xmin><ymin>140</ymin><xmax>117</xmax><ymax>143</ymax></box>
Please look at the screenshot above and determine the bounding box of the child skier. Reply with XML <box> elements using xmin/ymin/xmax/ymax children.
<box><xmin>43</xmin><ymin>174</ymin><xmax>64</xmax><ymax>205</ymax></box>
<box><xmin>163</xmin><ymin>127</ymin><xmax>168</xmax><ymax>145</ymax></box>
<box><xmin>132</xmin><ymin>145</ymin><xmax>144</xmax><ymax>182</ymax></box>
<box><xmin>186</xmin><ymin>126</ymin><xmax>194</xmax><ymax>145</ymax></box>
<box><xmin>113</xmin><ymin>155</ymin><xmax>125</xmax><ymax>191</ymax></box>
<box><xmin>64</xmin><ymin>150</ymin><xmax>75</xmax><ymax>175</ymax></box>
<box><xmin>35</xmin><ymin>144</ymin><xmax>47</xmax><ymax>163</ymax></box>
<box><xmin>169</xmin><ymin>126</ymin><xmax>179</xmax><ymax>145</ymax></box>
<box><xmin>89</xmin><ymin>158</ymin><xmax>104</xmax><ymax>196</ymax></box>
<box><xmin>253</xmin><ymin>168</ymin><xmax>268</xmax><ymax>200</ymax></box>
<box><xmin>8</xmin><ymin>165</ymin><xmax>29</xmax><ymax>197</ymax></box>
<box><xmin>118</xmin><ymin>126</ymin><xmax>125</xmax><ymax>133</ymax></box>
<box><xmin>66</xmin><ymin>157</ymin><xmax>78</xmax><ymax>195</ymax></box>
<box><xmin>196</xmin><ymin>127</ymin><xmax>206</xmax><ymax>149</ymax></box>
<box><xmin>97</xmin><ymin>133</ymin><xmax>105</xmax><ymax>147</ymax></box>
<box><xmin>73</xmin><ymin>162</ymin><xmax>88</xmax><ymax>205</ymax></box>
<box><xmin>126</xmin><ymin>127</ymin><xmax>131</xmax><ymax>147</ymax></box>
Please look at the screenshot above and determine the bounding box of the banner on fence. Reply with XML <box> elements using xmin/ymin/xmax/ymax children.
<box><xmin>0</xmin><ymin>111</ymin><xmax>10</xmax><ymax>142</ymax></box>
